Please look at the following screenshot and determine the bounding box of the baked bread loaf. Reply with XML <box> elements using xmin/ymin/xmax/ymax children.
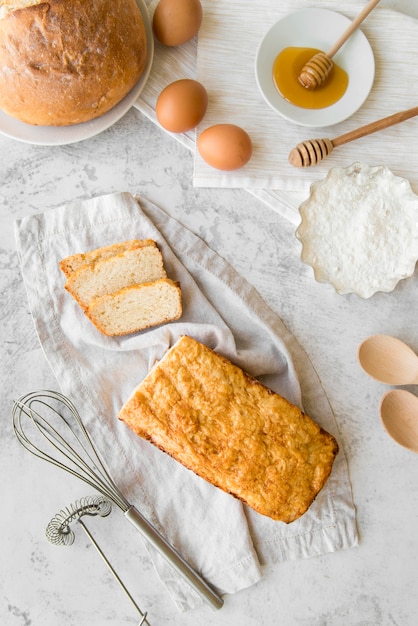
<box><xmin>0</xmin><ymin>0</ymin><xmax>148</xmax><ymax>125</ymax></box>
<box><xmin>63</xmin><ymin>242</ymin><xmax>166</xmax><ymax>309</ymax></box>
<box><xmin>86</xmin><ymin>278</ymin><xmax>182</xmax><ymax>336</ymax></box>
<box><xmin>118</xmin><ymin>335</ymin><xmax>339</xmax><ymax>523</ymax></box>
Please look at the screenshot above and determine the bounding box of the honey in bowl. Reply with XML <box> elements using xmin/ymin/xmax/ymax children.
<box><xmin>273</xmin><ymin>47</ymin><xmax>348</xmax><ymax>109</ymax></box>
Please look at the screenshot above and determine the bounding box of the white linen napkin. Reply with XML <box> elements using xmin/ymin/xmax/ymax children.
<box><xmin>136</xmin><ymin>1</ymin><xmax>418</xmax><ymax>221</ymax></box>
<box><xmin>15</xmin><ymin>192</ymin><xmax>358</xmax><ymax>611</ymax></box>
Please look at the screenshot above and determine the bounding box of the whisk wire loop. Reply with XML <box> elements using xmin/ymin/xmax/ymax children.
<box><xmin>12</xmin><ymin>390</ymin><xmax>129</xmax><ymax>512</ymax></box>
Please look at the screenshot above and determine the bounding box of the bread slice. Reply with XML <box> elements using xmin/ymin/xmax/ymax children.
<box><xmin>59</xmin><ymin>239</ymin><xmax>154</xmax><ymax>277</ymax></box>
<box><xmin>118</xmin><ymin>335</ymin><xmax>339</xmax><ymax>523</ymax></box>
<box><xmin>86</xmin><ymin>278</ymin><xmax>182</xmax><ymax>336</ymax></box>
<box><xmin>64</xmin><ymin>243</ymin><xmax>167</xmax><ymax>309</ymax></box>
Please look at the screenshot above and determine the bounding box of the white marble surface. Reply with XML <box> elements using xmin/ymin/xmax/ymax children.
<box><xmin>2</xmin><ymin>2</ymin><xmax>418</xmax><ymax>625</ymax></box>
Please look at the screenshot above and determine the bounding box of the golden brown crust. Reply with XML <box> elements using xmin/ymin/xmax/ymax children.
<box><xmin>0</xmin><ymin>0</ymin><xmax>147</xmax><ymax>125</ymax></box>
<box><xmin>118</xmin><ymin>336</ymin><xmax>339</xmax><ymax>523</ymax></box>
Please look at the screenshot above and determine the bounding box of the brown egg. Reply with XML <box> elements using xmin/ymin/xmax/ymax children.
<box><xmin>197</xmin><ymin>124</ymin><xmax>253</xmax><ymax>171</ymax></box>
<box><xmin>153</xmin><ymin>0</ymin><xmax>202</xmax><ymax>47</ymax></box>
<box><xmin>156</xmin><ymin>79</ymin><xmax>208</xmax><ymax>133</ymax></box>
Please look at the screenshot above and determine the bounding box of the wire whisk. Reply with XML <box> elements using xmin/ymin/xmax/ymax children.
<box><xmin>12</xmin><ymin>390</ymin><xmax>223</xmax><ymax>610</ymax></box>
<box><xmin>46</xmin><ymin>495</ymin><xmax>150</xmax><ymax>626</ymax></box>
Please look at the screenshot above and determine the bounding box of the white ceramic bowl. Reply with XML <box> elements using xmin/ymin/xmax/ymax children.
<box><xmin>255</xmin><ymin>8</ymin><xmax>375</xmax><ymax>128</ymax></box>
<box><xmin>296</xmin><ymin>163</ymin><xmax>418</xmax><ymax>298</ymax></box>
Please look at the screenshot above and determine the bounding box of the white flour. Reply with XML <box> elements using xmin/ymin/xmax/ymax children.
<box><xmin>296</xmin><ymin>163</ymin><xmax>418</xmax><ymax>298</ymax></box>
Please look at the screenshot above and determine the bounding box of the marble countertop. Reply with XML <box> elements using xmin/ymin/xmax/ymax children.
<box><xmin>2</xmin><ymin>2</ymin><xmax>418</xmax><ymax>625</ymax></box>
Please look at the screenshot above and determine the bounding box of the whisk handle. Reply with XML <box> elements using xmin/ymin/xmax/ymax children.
<box><xmin>125</xmin><ymin>506</ymin><xmax>224</xmax><ymax>610</ymax></box>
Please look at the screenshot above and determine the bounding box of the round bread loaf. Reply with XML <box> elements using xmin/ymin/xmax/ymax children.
<box><xmin>0</xmin><ymin>0</ymin><xmax>148</xmax><ymax>126</ymax></box>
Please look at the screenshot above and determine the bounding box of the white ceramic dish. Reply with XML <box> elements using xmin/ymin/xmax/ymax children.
<box><xmin>255</xmin><ymin>8</ymin><xmax>375</xmax><ymax>128</ymax></box>
<box><xmin>296</xmin><ymin>163</ymin><xmax>418</xmax><ymax>298</ymax></box>
<box><xmin>0</xmin><ymin>0</ymin><xmax>154</xmax><ymax>146</ymax></box>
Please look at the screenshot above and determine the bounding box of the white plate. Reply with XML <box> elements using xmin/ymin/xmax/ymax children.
<box><xmin>255</xmin><ymin>8</ymin><xmax>375</xmax><ymax>128</ymax></box>
<box><xmin>0</xmin><ymin>0</ymin><xmax>154</xmax><ymax>145</ymax></box>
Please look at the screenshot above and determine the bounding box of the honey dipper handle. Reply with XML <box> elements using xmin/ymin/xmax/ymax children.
<box><xmin>327</xmin><ymin>0</ymin><xmax>381</xmax><ymax>58</ymax></box>
<box><xmin>332</xmin><ymin>106</ymin><xmax>418</xmax><ymax>148</ymax></box>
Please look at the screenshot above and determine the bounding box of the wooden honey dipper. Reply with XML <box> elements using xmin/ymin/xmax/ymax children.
<box><xmin>298</xmin><ymin>0</ymin><xmax>381</xmax><ymax>90</ymax></box>
<box><xmin>288</xmin><ymin>105</ymin><xmax>418</xmax><ymax>168</ymax></box>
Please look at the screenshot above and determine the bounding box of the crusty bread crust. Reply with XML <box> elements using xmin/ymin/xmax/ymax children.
<box><xmin>0</xmin><ymin>1</ymin><xmax>44</xmax><ymax>18</ymax></box>
<box><xmin>0</xmin><ymin>0</ymin><xmax>147</xmax><ymax>125</ymax></box>
<box><xmin>118</xmin><ymin>336</ymin><xmax>339</xmax><ymax>523</ymax></box>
